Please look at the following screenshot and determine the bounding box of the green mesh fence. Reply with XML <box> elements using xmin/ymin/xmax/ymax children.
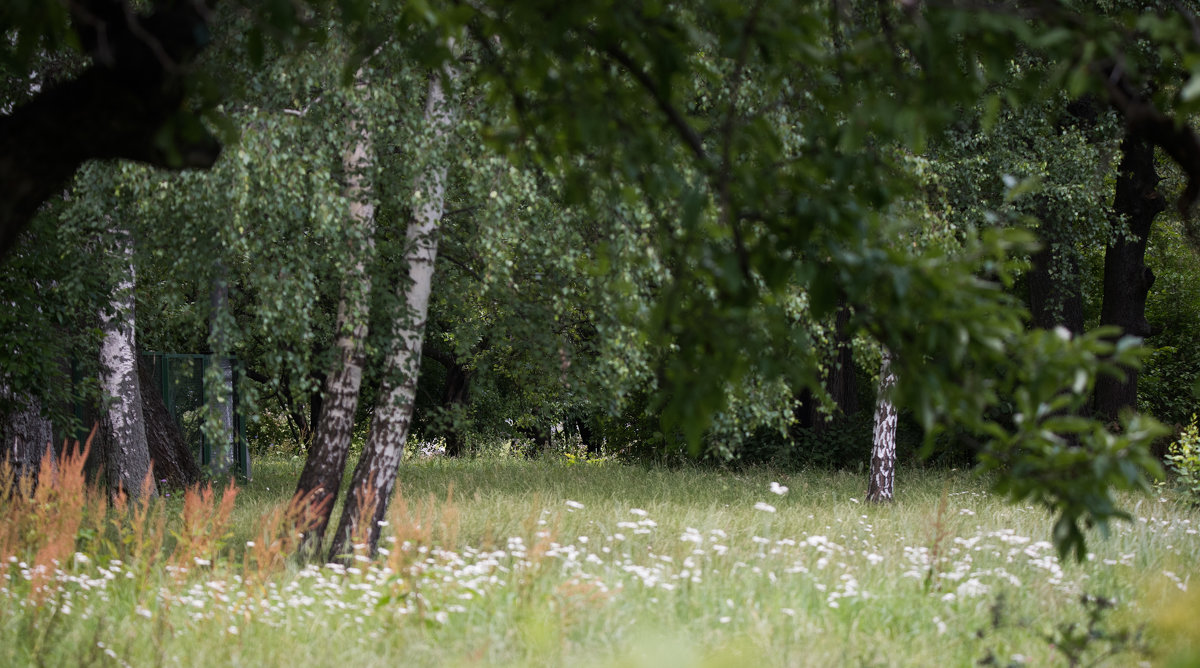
<box><xmin>141</xmin><ymin>353</ymin><xmax>250</xmax><ymax>479</ymax></box>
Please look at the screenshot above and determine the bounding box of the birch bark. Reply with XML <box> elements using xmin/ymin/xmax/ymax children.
<box><xmin>329</xmin><ymin>67</ymin><xmax>457</xmax><ymax>560</ymax></box>
<box><xmin>866</xmin><ymin>349</ymin><xmax>897</xmax><ymax>503</ymax></box>
<box><xmin>294</xmin><ymin>74</ymin><xmax>378</xmax><ymax>552</ymax></box>
<box><xmin>98</xmin><ymin>227</ymin><xmax>154</xmax><ymax>499</ymax></box>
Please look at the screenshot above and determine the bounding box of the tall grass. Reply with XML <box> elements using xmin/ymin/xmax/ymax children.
<box><xmin>1</xmin><ymin>449</ymin><xmax>1197</xmax><ymax>667</ymax></box>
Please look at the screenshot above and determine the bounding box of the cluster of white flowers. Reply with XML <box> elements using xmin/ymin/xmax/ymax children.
<box><xmin>2</xmin><ymin>484</ymin><xmax>1195</xmax><ymax>661</ymax></box>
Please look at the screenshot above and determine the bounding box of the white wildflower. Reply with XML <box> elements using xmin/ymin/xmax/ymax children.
<box><xmin>933</xmin><ymin>616</ymin><xmax>947</xmax><ymax>635</ymax></box>
<box><xmin>754</xmin><ymin>502</ymin><xmax>777</xmax><ymax>513</ymax></box>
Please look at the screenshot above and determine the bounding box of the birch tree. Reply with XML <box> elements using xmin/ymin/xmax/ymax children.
<box><xmin>329</xmin><ymin>65</ymin><xmax>457</xmax><ymax>560</ymax></box>
<box><xmin>294</xmin><ymin>73</ymin><xmax>378</xmax><ymax>551</ymax></box>
<box><xmin>97</xmin><ymin>227</ymin><xmax>154</xmax><ymax>499</ymax></box>
<box><xmin>867</xmin><ymin>349</ymin><xmax>897</xmax><ymax>503</ymax></box>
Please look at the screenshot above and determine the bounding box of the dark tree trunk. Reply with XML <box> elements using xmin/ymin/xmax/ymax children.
<box><xmin>137</xmin><ymin>360</ymin><xmax>200</xmax><ymax>488</ymax></box>
<box><xmin>828</xmin><ymin>303</ymin><xmax>859</xmax><ymax>417</ymax></box>
<box><xmin>308</xmin><ymin>382</ymin><xmax>324</xmax><ymax>446</ymax></box>
<box><xmin>1094</xmin><ymin>133</ymin><xmax>1164</xmax><ymax>421</ymax></box>
<box><xmin>577</xmin><ymin>417</ymin><xmax>601</xmax><ymax>455</ymax></box>
<box><xmin>0</xmin><ymin>391</ymin><xmax>56</xmax><ymax>484</ymax></box>
<box><xmin>1028</xmin><ymin>244</ymin><xmax>1085</xmax><ymax>335</ymax></box>
<box><xmin>794</xmin><ymin>388</ymin><xmax>820</xmax><ymax>431</ymax></box>
<box><xmin>439</xmin><ymin>358</ymin><xmax>472</xmax><ymax>457</ymax></box>
<box><xmin>795</xmin><ymin>303</ymin><xmax>858</xmax><ymax>433</ymax></box>
<box><xmin>273</xmin><ymin>367</ymin><xmax>312</xmax><ymax>449</ymax></box>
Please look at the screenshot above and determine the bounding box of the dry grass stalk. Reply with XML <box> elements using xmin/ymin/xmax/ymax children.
<box><xmin>244</xmin><ymin>488</ymin><xmax>333</xmax><ymax>585</ymax></box>
<box><xmin>169</xmin><ymin>481</ymin><xmax>238</xmax><ymax>576</ymax></box>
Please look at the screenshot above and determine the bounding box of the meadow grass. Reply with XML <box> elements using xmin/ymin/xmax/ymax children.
<box><xmin>2</xmin><ymin>451</ymin><xmax>1198</xmax><ymax>667</ymax></box>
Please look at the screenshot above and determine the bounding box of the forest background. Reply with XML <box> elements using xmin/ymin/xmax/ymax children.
<box><xmin>4</xmin><ymin>0</ymin><xmax>1200</xmax><ymax>563</ymax></box>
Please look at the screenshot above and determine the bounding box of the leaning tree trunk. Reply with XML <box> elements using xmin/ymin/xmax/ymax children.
<box><xmin>866</xmin><ymin>349</ymin><xmax>897</xmax><ymax>503</ymax></box>
<box><xmin>98</xmin><ymin>228</ymin><xmax>154</xmax><ymax>500</ymax></box>
<box><xmin>294</xmin><ymin>75</ymin><xmax>378</xmax><ymax>553</ymax></box>
<box><xmin>137</xmin><ymin>359</ymin><xmax>200</xmax><ymax>488</ymax></box>
<box><xmin>1094</xmin><ymin>132</ymin><xmax>1163</xmax><ymax>421</ymax></box>
<box><xmin>329</xmin><ymin>67</ymin><xmax>458</xmax><ymax>561</ymax></box>
<box><xmin>0</xmin><ymin>389</ymin><xmax>55</xmax><ymax>484</ymax></box>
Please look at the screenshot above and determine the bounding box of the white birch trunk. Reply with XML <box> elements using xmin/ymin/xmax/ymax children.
<box><xmin>330</xmin><ymin>66</ymin><xmax>457</xmax><ymax>560</ymax></box>
<box><xmin>295</xmin><ymin>73</ymin><xmax>378</xmax><ymax>551</ymax></box>
<box><xmin>98</xmin><ymin>228</ymin><xmax>154</xmax><ymax>499</ymax></box>
<box><xmin>867</xmin><ymin>349</ymin><xmax>897</xmax><ymax>503</ymax></box>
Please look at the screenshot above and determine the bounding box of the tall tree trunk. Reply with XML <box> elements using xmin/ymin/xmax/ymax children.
<box><xmin>1094</xmin><ymin>133</ymin><xmax>1164</xmax><ymax>421</ymax></box>
<box><xmin>329</xmin><ymin>67</ymin><xmax>457</xmax><ymax>561</ymax></box>
<box><xmin>828</xmin><ymin>302</ymin><xmax>859</xmax><ymax>418</ymax></box>
<box><xmin>293</xmin><ymin>76</ymin><xmax>378</xmax><ymax>552</ymax></box>
<box><xmin>439</xmin><ymin>359</ymin><xmax>472</xmax><ymax>458</ymax></box>
<box><xmin>1028</xmin><ymin>243</ymin><xmax>1085</xmax><ymax>334</ymax></box>
<box><xmin>137</xmin><ymin>359</ymin><xmax>200</xmax><ymax>488</ymax></box>
<box><xmin>795</xmin><ymin>302</ymin><xmax>858</xmax><ymax>433</ymax></box>
<box><xmin>98</xmin><ymin>228</ymin><xmax>154</xmax><ymax>500</ymax></box>
<box><xmin>0</xmin><ymin>389</ymin><xmax>55</xmax><ymax>484</ymax></box>
<box><xmin>577</xmin><ymin>415</ymin><xmax>602</xmax><ymax>456</ymax></box>
<box><xmin>866</xmin><ymin>349</ymin><xmax>897</xmax><ymax>503</ymax></box>
<box><xmin>206</xmin><ymin>268</ymin><xmax>236</xmax><ymax>475</ymax></box>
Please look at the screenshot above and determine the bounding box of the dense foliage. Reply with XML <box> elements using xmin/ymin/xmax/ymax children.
<box><xmin>5</xmin><ymin>0</ymin><xmax>1200</xmax><ymax>557</ymax></box>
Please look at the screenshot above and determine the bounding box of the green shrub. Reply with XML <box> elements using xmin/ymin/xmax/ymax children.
<box><xmin>1166</xmin><ymin>414</ymin><xmax>1200</xmax><ymax>500</ymax></box>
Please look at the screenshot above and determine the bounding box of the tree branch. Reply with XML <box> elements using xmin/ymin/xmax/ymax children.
<box><xmin>595</xmin><ymin>39</ymin><xmax>708</xmax><ymax>163</ymax></box>
<box><xmin>718</xmin><ymin>0</ymin><xmax>765</xmax><ymax>285</ymax></box>
<box><xmin>0</xmin><ymin>0</ymin><xmax>220</xmax><ymax>259</ymax></box>
<box><xmin>1102</xmin><ymin>63</ymin><xmax>1200</xmax><ymax>217</ymax></box>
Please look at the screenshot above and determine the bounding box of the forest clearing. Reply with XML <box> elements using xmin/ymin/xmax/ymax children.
<box><xmin>2</xmin><ymin>451</ymin><xmax>1198</xmax><ymax>667</ymax></box>
<box><xmin>7</xmin><ymin>2</ymin><xmax>1200</xmax><ymax>665</ymax></box>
